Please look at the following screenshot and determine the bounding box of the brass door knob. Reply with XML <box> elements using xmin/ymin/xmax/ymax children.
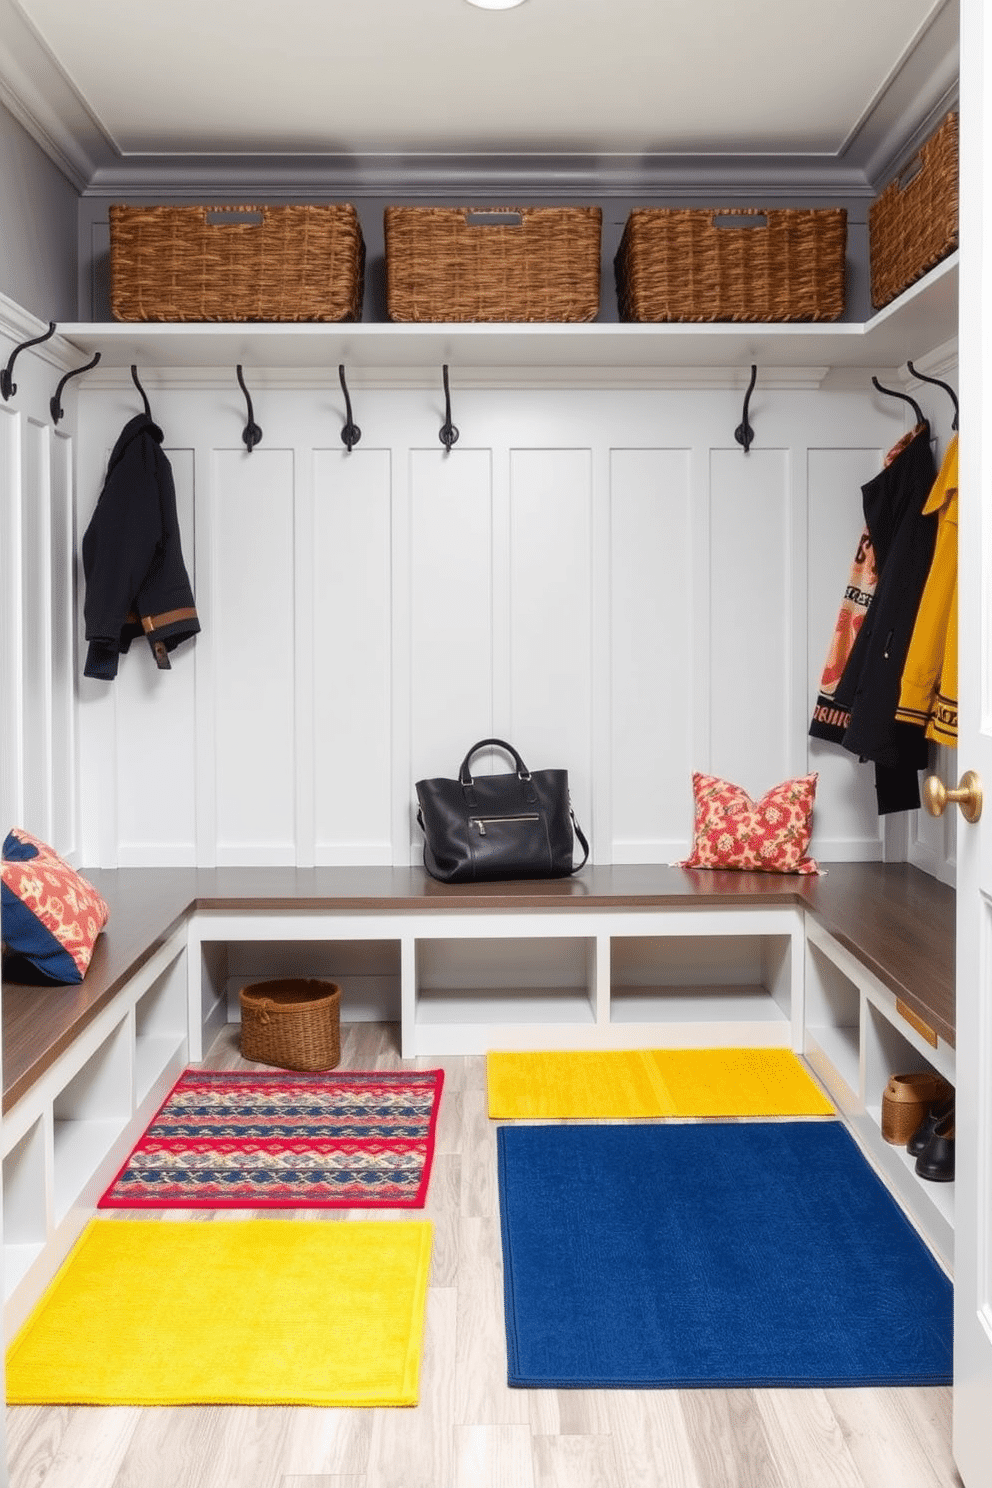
<box><xmin>923</xmin><ymin>770</ymin><xmax>983</xmax><ymax>823</ymax></box>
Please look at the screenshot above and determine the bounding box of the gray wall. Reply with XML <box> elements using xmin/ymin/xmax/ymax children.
<box><xmin>0</xmin><ymin>101</ymin><xmax>78</xmax><ymax>322</ymax></box>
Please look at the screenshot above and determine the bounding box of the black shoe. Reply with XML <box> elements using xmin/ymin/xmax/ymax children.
<box><xmin>907</xmin><ymin>1095</ymin><xmax>955</xmax><ymax>1158</ymax></box>
<box><xmin>915</xmin><ymin>1113</ymin><xmax>955</xmax><ymax>1182</ymax></box>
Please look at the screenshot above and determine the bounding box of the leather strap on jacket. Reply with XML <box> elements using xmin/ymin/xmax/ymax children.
<box><xmin>126</xmin><ymin>606</ymin><xmax>198</xmax><ymax>634</ymax></box>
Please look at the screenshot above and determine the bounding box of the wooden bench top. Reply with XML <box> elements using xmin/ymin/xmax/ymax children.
<box><xmin>1</xmin><ymin>861</ymin><xmax>955</xmax><ymax>1113</ymax></box>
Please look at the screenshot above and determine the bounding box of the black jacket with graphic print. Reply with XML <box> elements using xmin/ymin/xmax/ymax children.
<box><xmin>835</xmin><ymin>424</ymin><xmax>938</xmax><ymax>813</ymax></box>
<box><xmin>82</xmin><ymin>413</ymin><xmax>199</xmax><ymax>679</ymax></box>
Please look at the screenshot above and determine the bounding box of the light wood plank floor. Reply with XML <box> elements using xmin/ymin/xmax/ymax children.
<box><xmin>5</xmin><ymin>1023</ymin><xmax>964</xmax><ymax>1488</ymax></box>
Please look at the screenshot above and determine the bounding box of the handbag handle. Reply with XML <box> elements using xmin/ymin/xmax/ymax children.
<box><xmin>571</xmin><ymin>808</ymin><xmax>590</xmax><ymax>872</ymax></box>
<box><xmin>458</xmin><ymin>738</ymin><xmax>532</xmax><ymax>785</ymax></box>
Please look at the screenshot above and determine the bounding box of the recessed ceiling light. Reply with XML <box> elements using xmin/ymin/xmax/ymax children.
<box><xmin>464</xmin><ymin>0</ymin><xmax>528</xmax><ymax>9</ymax></box>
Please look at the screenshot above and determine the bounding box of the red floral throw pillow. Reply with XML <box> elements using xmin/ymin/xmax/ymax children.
<box><xmin>1</xmin><ymin>829</ymin><xmax>109</xmax><ymax>982</ymax></box>
<box><xmin>680</xmin><ymin>772</ymin><xmax>821</xmax><ymax>875</ymax></box>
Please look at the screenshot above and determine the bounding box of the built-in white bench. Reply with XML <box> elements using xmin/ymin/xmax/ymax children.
<box><xmin>1</xmin><ymin>861</ymin><xmax>956</xmax><ymax>1338</ymax></box>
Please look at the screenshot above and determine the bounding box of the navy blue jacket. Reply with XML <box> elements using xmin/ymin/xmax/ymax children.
<box><xmin>82</xmin><ymin>414</ymin><xmax>199</xmax><ymax>679</ymax></box>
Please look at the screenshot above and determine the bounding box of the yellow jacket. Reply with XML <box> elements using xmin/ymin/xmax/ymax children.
<box><xmin>895</xmin><ymin>435</ymin><xmax>958</xmax><ymax>745</ymax></box>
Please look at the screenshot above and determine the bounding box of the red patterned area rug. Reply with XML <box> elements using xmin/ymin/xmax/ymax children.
<box><xmin>99</xmin><ymin>1068</ymin><xmax>444</xmax><ymax>1209</ymax></box>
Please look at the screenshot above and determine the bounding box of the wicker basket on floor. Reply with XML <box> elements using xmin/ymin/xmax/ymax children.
<box><xmin>384</xmin><ymin>205</ymin><xmax>602</xmax><ymax>322</ymax></box>
<box><xmin>109</xmin><ymin>203</ymin><xmax>365</xmax><ymax>322</ymax></box>
<box><xmin>614</xmin><ymin>206</ymin><xmax>847</xmax><ymax>322</ymax></box>
<box><xmin>239</xmin><ymin>979</ymin><xmax>342</xmax><ymax>1071</ymax></box>
<box><xmin>869</xmin><ymin>111</ymin><xmax>959</xmax><ymax>310</ymax></box>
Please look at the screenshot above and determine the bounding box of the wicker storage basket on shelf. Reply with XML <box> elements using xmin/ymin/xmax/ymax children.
<box><xmin>109</xmin><ymin>203</ymin><xmax>365</xmax><ymax>322</ymax></box>
<box><xmin>239</xmin><ymin>979</ymin><xmax>341</xmax><ymax>1072</ymax></box>
<box><xmin>869</xmin><ymin>111</ymin><xmax>959</xmax><ymax>310</ymax></box>
<box><xmin>614</xmin><ymin>207</ymin><xmax>847</xmax><ymax>323</ymax></box>
<box><xmin>384</xmin><ymin>205</ymin><xmax>602</xmax><ymax>322</ymax></box>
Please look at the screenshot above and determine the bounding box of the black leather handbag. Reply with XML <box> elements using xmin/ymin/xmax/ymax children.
<box><xmin>415</xmin><ymin>738</ymin><xmax>590</xmax><ymax>884</ymax></box>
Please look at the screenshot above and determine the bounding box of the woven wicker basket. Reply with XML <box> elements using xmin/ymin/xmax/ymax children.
<box><xmin>384</xmin><ymin>205</ymin><xmax>602</xmax><ymax>322</ymax></box>
<box><xmin>869</xmin><ymin>111</ymin><xmax>959</xmax><ymax>310</ymax></box>
<box><xmin>880</xmin><ymin>1070</ymin><xmax>953</xmax><ymax>1145</ymax></box>
<box><xmin>239</xmin><ymin>978</ymin><xmax>341</xmax><ymax>1072</ymax></box>
<box><xmin>109</xmin><ymin>204</ymin><xmax>365</xmax><ymax>322</ymax></box>
<box><xmin>614</xmin><ymin>207</ymin><xmax>847</xmax><ymax>323</ymax></box>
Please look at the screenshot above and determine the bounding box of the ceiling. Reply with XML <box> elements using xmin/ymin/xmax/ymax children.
<box><xmin>0</xmin><ymin>0</ymin><xmax>959</xmax><ymax>195</ymax></box>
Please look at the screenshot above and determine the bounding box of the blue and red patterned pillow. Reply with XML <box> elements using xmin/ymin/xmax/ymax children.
<box><xmin>1</xmin><ymin>828</ymin><xmax>109</xmax><ymax>982</ymax></box>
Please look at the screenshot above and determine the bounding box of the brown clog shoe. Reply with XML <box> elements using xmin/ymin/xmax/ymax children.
<box><xmin>881</xmin><ymin>1071</ymin><xmax>953</xmax><ymax>1145</ymax></box>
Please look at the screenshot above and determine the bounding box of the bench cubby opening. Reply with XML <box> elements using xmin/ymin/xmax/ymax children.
<box><xmin>863</xmin><ymin>996</ymin><xmax>955</xmax><ymax>1139</ymax></box>
<box><xmin>52</xmin><ymin>1015</ymin><xmax>131</xmax><ymax>1227</ymax></box>
<box><xmin>134</xmin><ymin>947</ymin><xmax>189</xmax><ymax>1105</ymax></box>
<box><xmin>801</xmin><ymin>917</ymin><xmax>955</xmax><ymax>1270</ymax></box>
<box><xmin>222</xmin><ymin>938</ymin><xmax>403</xmax><ymax>1025</ymax></box>
<box><xmin>609</xmin><ymin>927</ymin><xmax>795</xmax><ymax>1041</ymax></box>
<box><xmin>2</xmin><ymin>1118</ymin><xmax>47</xmax><ymax>1301</ymax></box>
<box><xmin>861</xmin><ymin>998</ymin><xmax>955</xmax><ymax>1255</ymax></box>
<box><xmin>413</xmin><ymin>934</ymin><xmax>597</xmax><ymax>1052</ymax></box>
<box><xmin>804</xmin><ymin>934</ymin><xmax>862</xmax><ymax>1098</ymax></box>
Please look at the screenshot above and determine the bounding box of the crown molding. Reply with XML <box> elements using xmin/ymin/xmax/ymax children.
<box><xmin>842</xmin><ymin>0</ymin><xmax>959</xmax><ymax>189</ymax></box>
<box><xmin>0</xmin><ymin>0</ymin><xmax>114</xmax><ymax>191</ymax></box>
<box><xmin>81</xmin><ymin>152</ymin><xmax>878</xmax><ymax>201</ymax></box>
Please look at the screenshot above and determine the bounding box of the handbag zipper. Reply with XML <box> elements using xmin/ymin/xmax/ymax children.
<box><xmin>469</xmin><ymin>813</ymin><xmax>539</xmax><ymax>836</ymax></box>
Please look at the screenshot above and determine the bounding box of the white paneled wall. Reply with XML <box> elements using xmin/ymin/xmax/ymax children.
<box><xmin>213</xmin><ymin>448</ymin><xmax>297</xmax><ymax>862</ymax></box>
<box><xmin>0</xmin><ymin>311</ymin><xmax>77</xmax><ymax>859</ymax></box>
<box><xmin>59</xmin><ymin>374</ymin><xmax>956</xmax><ymax>871</ymax></box>
<box><xmin>313</xmin><ymin>448</ymin><xmax>393</xmax><ymax>864</ymax></box>
<box><xmin>710</xmin><ymin>448</ymin><xmax>794</xmax><ymax>784</ymax></box>
<box><xmin>112</xmin><ymin>448</ymin><xmax>197</xmax><ymax>863</ymax></box>
<box><xmin>609</xmin><ymin>447</ymin><xmax>692</xmax><ymax>860</ymax></box>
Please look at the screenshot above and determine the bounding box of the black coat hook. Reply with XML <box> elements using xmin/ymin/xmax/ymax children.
<box><xmin>734</xmin><ymin>364</ymin><xmax>757</xmax><ymax>454</ymax></box>
<box><xmin>50</xmin><ymin>351</ymin><xmax>101</xmax><ymax>425</ymax></box>
<box><xmin>236</xmin><ymin>364</ymin><xmax>263</xmax><ymax>452</ymax></box>
<box><xmin>907</xmin><ymin>360</ymin><xmax>959</xmax><ymax>431</ymax></box>
<box><xmin>338</xmin><ymin>365</ymin><xmax>361</xmax><ymax>451</ymax></box>
<box><xmin>131</xmin><ymin>364</ymin><xmax>152</xmax><ymax>419</ymax></box>
<box><xmin>871</xmin><ymin>376</ymin><xmax>926</xmax><ymax>428</ymax></box>
<box><xmin>439</xmin><ymin>364</ymin><xmax>459</xmax><ymax>451</ymax></box>
<box><xmin>1</xmin><ymin>321</ymin><xmax>57</xmax><ymax>401</ymax></box>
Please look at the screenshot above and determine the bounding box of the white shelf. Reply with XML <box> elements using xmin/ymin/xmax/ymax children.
<box><xmin>611</xmin><ymin>986</ymin><xmax>789</xmax><ymax>1025</ymax></box>
<box><xmin>867</xmin><ymin>1105</ymin><xmax>956</xmax><ymax>1231</ymax></box>
<box><xmin>53</xmin><ymin>254</ymin><xmax>958</xmax><ymax>379</ymax></box>
<box><xmin>416</xmin><ymin>988</ymin><xmax>595</xmax><ymax>1026</ymax></box>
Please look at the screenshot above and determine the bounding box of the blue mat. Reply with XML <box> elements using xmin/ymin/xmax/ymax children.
<box><xmin>497</xmin><ymin>1121</ymin><xmax>952</xmax><ymax>1388</ymax></box>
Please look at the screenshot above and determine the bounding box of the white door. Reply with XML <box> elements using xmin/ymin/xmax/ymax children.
<box><xmin>952</xmin><ymin>3</ymin><xmax>992</xmax><ymax>1481</ymax></box>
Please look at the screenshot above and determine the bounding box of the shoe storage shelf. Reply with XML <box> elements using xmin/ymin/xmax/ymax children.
<box><xmin>188</xmin><ymin>906</ymin><xmax>805</xmax><ymax>1060</ymax></box>
<box><xmin>1</xmin><ymin>929</ymin><xmax>189</xmax><ymax>1339</ymax></box>
<box><xmin>803</xmin><ymin>918</ymin><xmax>955</xmax><ymax>1271</ymax></box>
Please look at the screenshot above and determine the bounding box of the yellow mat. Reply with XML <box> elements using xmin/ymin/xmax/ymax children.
<box><xmin>6</xmin><ymin>1219</ymin><xmax>432</xmax><ymax>1406</ymax></box>
<box><xmin>487</xmin><ymin>1048</ymin><xmax>834</xmax><ymax>1119</ymax></box>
